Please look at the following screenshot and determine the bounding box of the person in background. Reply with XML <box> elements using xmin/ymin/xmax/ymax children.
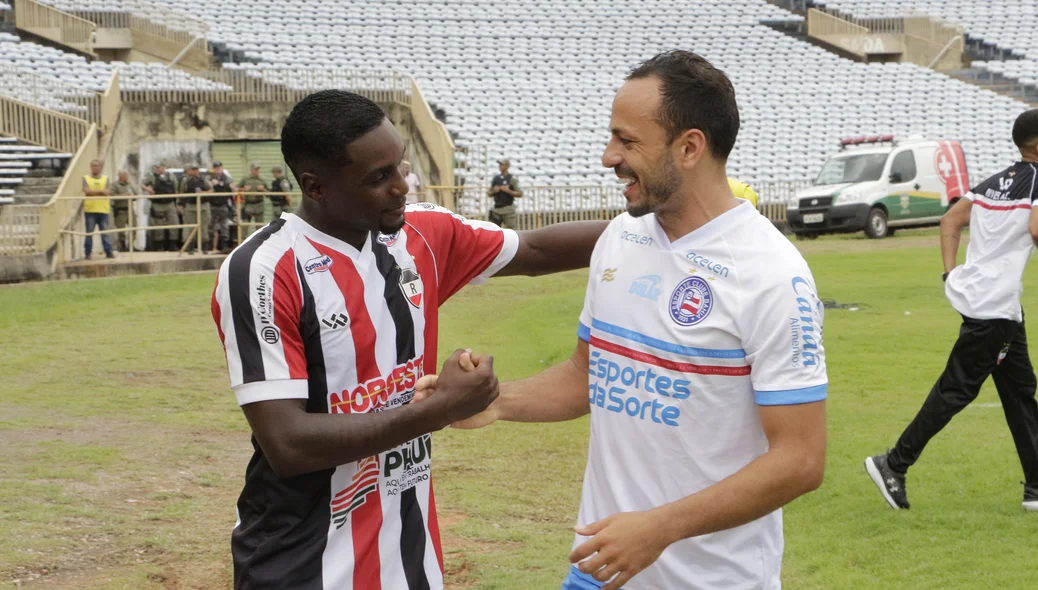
<box><xmin>403</xmin><ymin>160</ymin><xmax>421</xmax><ymax>204</ymax></box>
<box><xmin>488</xmin><ymin>158</ymin><xmax>522</xmax><ymax>229</ymax></box>
<box><xmin>728</xmin><ymin>177</ymin><xmax>759</xmax><ymax>208</ymax></box>
<box><xmin>178</xmin><ymin>165</ymin><xmax>213</xmax><ymax>253</ymax></box>
<box><xmin>238</xmin><ymin>163</ymin><xmax>268</xmax><ymax>228</ymax></box>
<box><xmin>82</xmin><ymin>159</ymin><xmax>114</xmax><ymax>260</ymax></box>
<box><xmin>865</xmin><ymin>109</ymin><xmax>1038</xmax><ymax>512</ymax></box>
<box><xmin>269</xmin><ymin>165</ymin><xmax>293</xmax><ymax>218</ymax></box>
<box><xmin>111</xmin><ymin>169</ymin><xmax>137</xmax><ymax>252</ymax></box>
<box><xmin>208</xmin><ymin>161</ymin><xmax>236</xmax><ymax>253</ymax></box>
<box><xmin>142</xmin><ymin>162</ymin><xmax>180</xmax><ymax>252</ymax></box>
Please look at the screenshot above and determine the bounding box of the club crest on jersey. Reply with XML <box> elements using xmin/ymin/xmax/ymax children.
<box><xmin>330</xmin><ymin>456</ymin><xmax>380</xmax><ymax>529</ymax></box>
<box><xmin>303</xmin><ymin>254</ymin><xmax>333</xmax><ymax>274</ymax></box>
<box><xmin>669</xmin><ymin>276</ymin><xmax>713</xmax><ymax>327</ymax></box>
<box><xmin>399</xmin><ymin>268</ymin><xmax>423</xmax><ymax>309</ymax></box>
<box><xmin>377</xmin><ymin>232</ymin><xmax>399</xmax><ymax>247</ymax></box>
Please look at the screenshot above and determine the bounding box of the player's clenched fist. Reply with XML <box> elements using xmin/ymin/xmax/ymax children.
<box><xmin>416</xmin><ymin>349</ymin><xmax>499</xmax><ymax>429</ymax></box>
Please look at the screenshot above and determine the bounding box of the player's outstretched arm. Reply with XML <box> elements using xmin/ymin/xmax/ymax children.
<box><xmin>570</xmin><ymin>400</ymin><xmax>826</xmax><ymax>589</ymax></box>
<box><xmin>240</xmin><ymin>350</ymin><xmax>499</xmax><ymax>478</ymax></box>
<box><xmin>940</xmin><ymin>197</ymin><xmax>972</xmax><ymax>272</ymax></box>
<box><xmin>497</xmin><ymin>221</ymin><xmax>609</xmax><ymax>276</ymax></box>
<box><xmin>445</xmin><ymin>339</ymin><xmax>592</xmax><ymax>429</ymax></box>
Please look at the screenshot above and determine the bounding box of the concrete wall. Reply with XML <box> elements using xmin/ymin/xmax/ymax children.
<box><xmin>119</xmin><ymin>101</ymin><xmax>428</xmax><ymax>180</ymax></box>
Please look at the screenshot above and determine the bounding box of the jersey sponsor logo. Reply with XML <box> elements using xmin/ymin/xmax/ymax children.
<box><xmin>602</xmin><ymin>268</ymin><xmax>617</xmax><ymax>282</ymax></box>
<box><xmin>669</xmin><ymin>276</ymin><xmax>713</xmax><ymax>326</ymax></box>
<box><xmin>377</xmin><ymin>231</ymin><xmax>399</xmax><ymax>247</ymax></box>
<box><xmin>303</xmin><ymin>254</ymin><xmax>333</xmax><ymax>274</ymax></box>
<box><xmin>619</xmin><ymin>230</ymin><xmax>653</xmax><ymax>247</ymax></box>
<box><xmin>588</xmin><ymin>351</ymin><xmax>686</xmax><ymax>427</ymax></box>
<box><xmin>684</xmin><ymin>251</ymin><xmax>730</xmax><ymax>278</ymax></box>
<box><xmin>260</xmin><ymin>325</ymin><xmax>280</xmax><ymax>344</ymax></box>
<box><xmin>629</xmin><ymin>275</ymin><xmax>662</xmax><ymax>301</ymax></box>
<box><xmin>328</xmin><ymin>355</ymin><xmax>425</xmax><ymax>414</ymax></box>
<box><xmin>790</xmin><ymin>277</ymin><xmax>821</xmax><ymax>368</ymax></box>
<box><xmin>415</xmin><ymin>202</ymin><xmax>437</xmax><ymax>210</ymax></box>
<box><xmin>322</xmin><ymin>312</ymin><xmax>349</xmax><ymax>329</ymax></box>
<box><xmin>399</xmin><ymin>268</ymin><xmax>424</xmax><ymax>308</ymax></box>
<box><xmin>331</xmin><ymin>456</ymin><xmax>380</xmax><ymax>529</ymax></box>
<box><xmin>384</xmin><ymin>434</ymin><xmax>432</xmax><ymax>497</ymax></box>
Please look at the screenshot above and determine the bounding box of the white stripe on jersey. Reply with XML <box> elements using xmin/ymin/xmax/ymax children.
<box><xmin>215</xmin><ymin>259</ymin><xmax>242</xmax><ymax>388</ymax></box>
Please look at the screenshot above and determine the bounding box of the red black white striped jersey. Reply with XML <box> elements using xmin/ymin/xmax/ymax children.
<box><xmin>211</xmin><ymin>204</ymin><xmax>518</xmax><ymax>589</ymax></box>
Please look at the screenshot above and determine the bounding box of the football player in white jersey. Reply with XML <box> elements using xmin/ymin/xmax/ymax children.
<box><xmin>436</xmin><ymin>51</ymin><xmax>828</xmax><ymax>589</ymax></box>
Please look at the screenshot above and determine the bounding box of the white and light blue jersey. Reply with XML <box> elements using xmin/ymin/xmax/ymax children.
<box><xmin>570</xmin><ymin>201</ymin><xmax>827</xmax><ymax>590</ymax></box>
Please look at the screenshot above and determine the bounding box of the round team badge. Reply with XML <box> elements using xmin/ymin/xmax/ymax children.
<box><xmin>669</xmin><ymin>276</ymin><xmax>713</xmax><ymax>326</ymax></box>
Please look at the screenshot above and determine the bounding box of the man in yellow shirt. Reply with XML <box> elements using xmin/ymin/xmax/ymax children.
<box><xmin>728</xmin><ymin>177</ymin><xmax>759</xmax><ymax>208</ymax></box>
<box><xmin>82</xmin><ymin>159</ymin><xmax>114</xmax><ymax>259</ymax></box>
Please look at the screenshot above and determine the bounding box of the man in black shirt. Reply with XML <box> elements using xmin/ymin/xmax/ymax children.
<box><xmin>269</xmin><ymin>165</ymin><xmax>293</xmax><ymax>219</ymax></box>
<box><xmin>487</xmin><ymin>158</ymin><xmax>523</xmax><ymax>229</ymax></box>
<box><xmin>178</xmin><ymin>165</ymin><xmax>213</xmax><ymax>253</ymax></box>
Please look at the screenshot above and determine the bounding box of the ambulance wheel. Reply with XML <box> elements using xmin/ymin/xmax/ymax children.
<box><xmin>865</xmin><ymin>207</ymin><xmax>889</xmax><ymax>239</ymax></box>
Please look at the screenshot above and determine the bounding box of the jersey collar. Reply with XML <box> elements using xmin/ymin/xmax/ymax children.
<box><xmin>281</xmin><ymin>213</ymin><xmax>371</xmax><ymax>257</ymax></box>
<box><xmin>648</xmin><ymin>200</ymin><xmax>756</xmax><ymax>250</ymax></box>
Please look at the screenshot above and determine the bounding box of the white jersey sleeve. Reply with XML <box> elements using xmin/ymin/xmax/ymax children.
<box><xmin>740</xmin><ymin>266</ymin><xmax>828</xmax><ymax>406</ymax></box>
<box><xmin>212</xmin><ymin>234</ymin><xmax>309</xmax><ymax>406</ymax></box>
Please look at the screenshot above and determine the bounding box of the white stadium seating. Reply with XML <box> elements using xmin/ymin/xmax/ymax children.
<box><xmin>146</xmin><ymin>0</ymin><xmax>1030</xmax><ymax>200</ymax></box>
<box><xmin>3</xmin><ymin>0</ymin><xmax>1035</xmax><ymax>214</ymax></box>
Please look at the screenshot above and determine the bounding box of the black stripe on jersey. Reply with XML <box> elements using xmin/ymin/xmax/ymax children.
<box><xmin>227</xmin><ymin>217</ymin><xmax>287</xmax><ymax>384</ymax></box>
<box><xmin>371</xmin><ymin>235</ymin><xmax>430</xmax><ymax>590</ymax></box>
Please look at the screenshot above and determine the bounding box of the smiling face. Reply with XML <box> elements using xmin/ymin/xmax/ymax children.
<box><xmin>297</xmin><ymin>117</ymin><xmax>410</xmax><ymax>236</ymax></box>
<box><xmin>602</xmin><ymin>77</ymin><xmax>682</xmax><ymax>218</ymax></box>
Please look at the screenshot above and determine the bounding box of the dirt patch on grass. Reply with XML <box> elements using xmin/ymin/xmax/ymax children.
<box><xmin>1</xmin><ymin>412</ymin><xmax>244</xmax><ymax>589</ymax></box>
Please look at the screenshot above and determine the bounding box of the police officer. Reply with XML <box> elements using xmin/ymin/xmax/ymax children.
<box><xmin>207</xmin><ymin>161</ymin><xmax>236</xmax><ymax>253</ymax></box>
<box><xmin>487</xmin><ymin>158</ymin><xmax>523</xmax><ymax>229</ymax></box>
<box><xmin>238</xmin><ymin>162</ymin><xmax>268</xmax><ymax>228</ymax></box>
<box><xmin>142</xmin><ymin>162</ymin><xmax>179</xmax><ymax>251</ymax></box>
<box><xmin>178</xmin><ymin>164</ymin><xmax>213</xmax><ymax>253</ymax></box>
<box><xmin>111</xmin><ymin>169</ymin><xmax>138</xmax><ymax>252</ymax></box>
<box><xmin>270</xmin><ymin>165</ymin><xmax>293</xmax><ymax>219</ymax></box>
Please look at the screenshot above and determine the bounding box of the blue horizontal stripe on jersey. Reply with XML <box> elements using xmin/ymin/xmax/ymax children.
<box><xmin>561</xmin><ymin>565</ymin><xmax>610</xmax><ymax>589</ymax></box>
<box><xmin>577</xmin><ymin>321</ymin><xmax>591</xmax><ymax>342</ymax></box>
<box><xmin>591</xmin><ymin>319</ymin><xmax>747</xmax><ymax>359</ymax></box>
<box><xmin>755</xmin><ymin>383</ymin><xmax>828</xmax><ymax>406</ymax></box>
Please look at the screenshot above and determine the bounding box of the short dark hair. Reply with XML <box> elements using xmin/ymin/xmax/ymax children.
<box><xmin>1012</xmin><ymin>109</ymin><xmax>1038</xmax><ymax>149</ymax></box>
<box><xmin>627</xmin><ymin>50</ymin><xmax>740</xmax><ymax>160</ymax></box>
<box><xmin>281</xmin><ymin>90</ymin><xmax>386</xmax><ymax>179</ymax></box>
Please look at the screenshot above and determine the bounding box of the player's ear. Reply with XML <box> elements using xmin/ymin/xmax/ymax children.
<box><xmin>676</xmin><ymin>128</ymin><xmax>707</xmax><ymax>170</ymax></box>
<box><xmin>299</xmin><ymin>171</ymin><xmax>324</xmax><ymax>202</ymax></box>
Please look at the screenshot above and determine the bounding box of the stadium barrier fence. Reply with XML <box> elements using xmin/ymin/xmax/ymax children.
<box><xmin>0</xmin><ymin>204</ymin><xmax>42</xmax><ymax>254</ymax></box>
<box><xmin>35</xmin><ymin>179</ymin><xmax>810</xmax><ymax>263</ymax></box>
<box><xmin>119</xmin><ymin>69</ymin><xmax>411</xmax><ymax>106</ymax></box>
<box><xmin>13</xmin><ymin>0</ymin><xmax>96</xmax><ymax>56</ymax></box>
<box><xmin>0</xmin><ymin>92</ymin><xmax>91</xmax><ymax>155</ymax></box>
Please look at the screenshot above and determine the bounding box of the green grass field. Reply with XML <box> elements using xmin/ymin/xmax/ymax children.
<box><xmin>2</xmin><ymin>230</ymin><xmax>1037</xmax><ymax>589</ymax></box>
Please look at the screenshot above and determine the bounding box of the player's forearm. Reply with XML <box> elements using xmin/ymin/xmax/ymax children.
<box><xmin>653</xmin><ymin>438</ymin><xmax>825</xmax><ymax>544</ymax></box>
<box><xmin>258</xmin><ymin>402</ymin><xmax>446</xmax><ymax>477</ymax></box>
<box><xmin>496</xmin><ymin>356</ymin><xmax>590</xmax><ymax>423</ymax></box>
<box><xmin>512</xmin><ymin>221</ymin><xmax>608</xmax><ymax>275</ymax></box>
<box><xmin>939</xmin><ymin>216</ymin><xmax>963</xmax><ymax>272</ymax></box>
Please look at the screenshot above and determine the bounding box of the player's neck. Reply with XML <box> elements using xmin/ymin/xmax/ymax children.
<box><xmin>655</xmin><ymin>179</ymin><xmax>740</xmax><ymax>243</ymax></box>
<box><xmin>296</xmin><ymin>202</ymin><xmax>368</xmax><ymax>251</ymax></box>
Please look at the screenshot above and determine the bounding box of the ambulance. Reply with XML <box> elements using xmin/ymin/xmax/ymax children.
<box><xmin>786</xmin><ymin>136</ymin><xmax>970</xmax><ymax>239</ymax></box>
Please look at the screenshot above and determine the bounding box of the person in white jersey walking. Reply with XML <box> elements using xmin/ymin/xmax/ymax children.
<box><xmin>866</xmin><ymin>109</ymin><xmax>1038</xmax><ymax>512</ymax></box>
<box><xmin>437</xmin><ymin>51</ymin><xmax>828</xmax><ymax>590</ymax></box>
